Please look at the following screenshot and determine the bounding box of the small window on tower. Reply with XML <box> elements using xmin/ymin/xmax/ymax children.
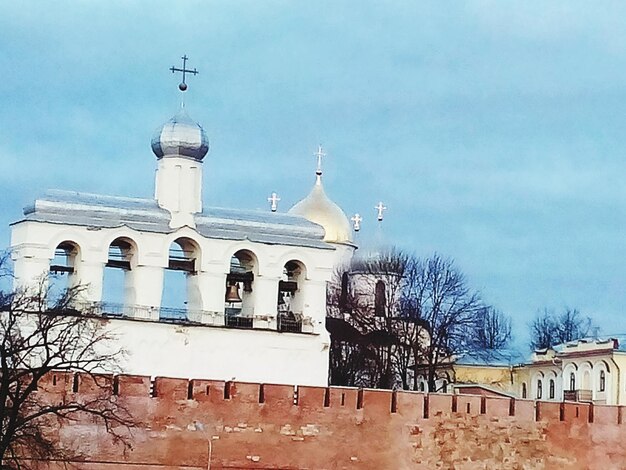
<box><xmin>339</xmin><ymin>272</ymin><xmax>349</xmax><ymax>310</ymax></box>
<box><xmin>375</xmin><ymin>280</ymin><xmax>386</xmax><ymax>317</ymax></box>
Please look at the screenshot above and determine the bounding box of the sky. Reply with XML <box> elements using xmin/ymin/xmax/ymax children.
<box><xmin>1</xmin><ymin>1</ymin><xmax>626</xmax><ymax>345</ymax></box>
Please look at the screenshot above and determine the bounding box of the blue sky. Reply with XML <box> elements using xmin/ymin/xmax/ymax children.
<box><xmin>2</xmin><ymin>1</ymin><xmax>626</xmax><ymax>343</ymax></box>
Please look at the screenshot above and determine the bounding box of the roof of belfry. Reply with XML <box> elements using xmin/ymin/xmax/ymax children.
<box><xmin>14</xmin><ymin>190</ymin><xmax>333</xmax><ymax>250</ymax></box>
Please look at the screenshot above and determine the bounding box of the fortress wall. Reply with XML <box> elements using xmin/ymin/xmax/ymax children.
<box><xmin>34</xmin><ymin>371</ymin><xmax>626</xmax><ymax>469</ymax></box>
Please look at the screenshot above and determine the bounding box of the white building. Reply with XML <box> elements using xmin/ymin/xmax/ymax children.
<box><xmin>10</xmin><ymin>101</ymin><xmax>356</xmax><ymax>386</ymax></box>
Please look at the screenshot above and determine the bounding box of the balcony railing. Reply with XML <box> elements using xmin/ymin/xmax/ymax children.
<box><xmin>70</xmin><ymin>302</ymin><xmax>314</xmax><ymax>334</ymax></box>
<box><xmin>563</xmin><ymin>389</ymin><xmax>593</xmax><ymax>403</ymax></box>
<box><xmin>278</xmin><ymin>315</ymin><xmax>303</xmax><ymax>333</ymax></box>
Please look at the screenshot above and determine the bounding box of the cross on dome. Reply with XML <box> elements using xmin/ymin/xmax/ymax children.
<box><xmin>351</xmin><ymin>213</ymin><xmax>362</xmax><ymax>232</ymax></box>
<box><xmin>170</xmin><ymin>55</ymin><xmax>199</xmax><ymax>92</ymax></box>
<box><xmin>267</xmin><ymin>192</ymin><xmax>281</xmax><ymax>212</ymax></box>
<box><xmin>314</xmin><ymin>145</ymin><xmax>327</xmax><ymax>176</ymax></box>
<box><xmin>375</xmin><ymin>202</ymin><xmax>387</xmax><ymax>221</ymax></box>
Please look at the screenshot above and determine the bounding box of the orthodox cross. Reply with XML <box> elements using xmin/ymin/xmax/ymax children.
<box><xmin>351</xmin><ymin>213</ymin><xmax>363</xmax><ymax>232</ymax></box>
<box><xmin>170</xmin><ymin>55</ymin><xmax>198</xmax><ymax>92</ymax></box>
<box><xmin>314</xmin><ymin>145</ymin><xmax>326</xmax><ymax>175</ymax></box>
<box><xmin>375</xmin><ymin>201</ymin><xmax>387</xmax><ymax>221</ymax></box>
<box><xmin>267</xmin><ymin>192</ymin><xmax>281</xmax><ymax>212</ymax></box>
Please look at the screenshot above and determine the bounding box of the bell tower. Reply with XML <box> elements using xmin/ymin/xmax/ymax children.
<box><xmin>151</xmin><ymin>56</ymin><xmax>209</xmax><ymax>229</ymax></box>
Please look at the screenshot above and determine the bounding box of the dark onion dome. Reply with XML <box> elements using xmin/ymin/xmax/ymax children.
<box><xmin>151</xmin><ymin>108</ymin><xmax>209</xmax><ymax>161</ymax></box>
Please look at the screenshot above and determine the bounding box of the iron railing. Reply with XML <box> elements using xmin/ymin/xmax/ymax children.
<box><xmin>70</xmin><ymin>302</ymin><xmax>313</xmax><ymax>334</ymax></box>
<box><xmin>278</xmin><ymin>315</ymin><xmax>303</xmax><ymax>333</ymax></box>
<box><xmin>563</xmin><ymin>389</ymin><xmax>593</xmax><ymax>402</ymax></box>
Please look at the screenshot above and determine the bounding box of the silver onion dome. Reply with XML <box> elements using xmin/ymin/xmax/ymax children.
<box><xmin>151</xmin><ymin>108</ymin><xmax>209</xmax><ymax>161</ymax></box>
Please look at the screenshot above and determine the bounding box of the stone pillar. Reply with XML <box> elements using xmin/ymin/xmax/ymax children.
<box><xmin>75</xmin><ymin>261</ymin><xmax>105</xmax><ymax>303</ymax></box>
<box><xmin>12</xmin><ymin>256</ymin><xmax>50</xmax><ymax>292</ymax></box>
<box><xmin>191</xmin><ymin>270</ymin><xmax>227</xmax><ymax>325</ymax></box>
<box><xmin>301</xmin><ymin>279</ymin><xmax>327</xmax><ymax>334</ymax></box>
<box><xmin>131</xmin><ymin>265</ymin><xmax>164</xmax><ymax>321</ymax></box>
<box><xmin>253</xmin><ymin>275</ymin><xmax>280</xmax><ymax>323</ymax></box>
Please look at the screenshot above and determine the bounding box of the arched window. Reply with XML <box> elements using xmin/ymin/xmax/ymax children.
<box><xmin>161</xmin><ymin>238</ymin><xmax>201</xmax><ymax>321</ymax></box>
<box><xmin>278</xmin><ymin>260</ymin><xmax>306</xmax><ymax>332</ymax></box>
<box><xmin>225</xmin><ymin>250</ymin><xmax>257</xmax><ymax>328</ymax></box>
<box><xmin>549</xmin><ymin>379</ymin><xmax>555</xmax><ymax>399</ymax></box>
<box><xmin>536</xmin><ymin>380</ymin><xmax>543</xmax><ymax>399</ymax></box>
<box><xmin>419</xmin><ymin>382</ymin><xmax>425</xmax><ymax>392</ymax></box>
<box><xmin>441</xmin><ymin>380</ymin><xmax>448</xmax><ymax>394</ymax></box>
<box><xmin>599</xmin><ymin>370</ymin><xmax>606</xmax><ymax>392</ymax></box>
<box><xmin>49</xmin><ymin>241</ymin><xmax>81</xmax><ymax>305</ymax></box>
<box><xmin>521</xmin><ymin>383</ymin><xmax>527</xmax><ymax>399</ymax></box>
<box><xmin>374</xmin><ymin>280</ymin><xmax>386</xmax><ymax>317</ymax></box>
<box><xmin>569</xmin><ymin>372</ymin><xmax>576</xmax><ymax>391</ymax></box>
<box><xmin>339</xmin><ymin>271</ymin><xmax>349</xmax><ymax>310</ymax></box>
<box><xmin>102</xmin><ymin>238</ymin><xmax>136</xmax><ymax>315</ymax></box>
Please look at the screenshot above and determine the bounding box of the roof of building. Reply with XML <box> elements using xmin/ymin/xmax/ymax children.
<box><xmin>14</xmin><ymin>190</ymin><xmax>333</xmax><ymax>250</ymax></box>
<box><xmin>550</xmin><ymin>335</ymin><xmax>626</xmax><ymax>354</ymax></box>
<box><xmin>455</xmin><ymin>348</ymin><xmax>528</xmax><ymax>367</ymax></box>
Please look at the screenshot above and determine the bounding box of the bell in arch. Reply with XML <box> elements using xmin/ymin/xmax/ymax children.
<box><xmin>225</xmin><ymin>281</ymin><xmax>242</xmax><ymax>303</ymax></box>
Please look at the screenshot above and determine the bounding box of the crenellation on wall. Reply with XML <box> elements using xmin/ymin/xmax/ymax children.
<box><xmin>116</xmin><ymin>374</ymin><xmax>151</xmax><ymax>397</ymax></box>
<box><xmin>26</xmin><ymin>371</ymin><xmax>626</xmax><ymax>469</ymax></box>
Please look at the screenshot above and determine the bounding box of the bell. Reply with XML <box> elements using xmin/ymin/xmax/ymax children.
<box><xmin>225</xmin><ymin>282</ymin><xmax>242</xmax><ymax>303</ymax></box>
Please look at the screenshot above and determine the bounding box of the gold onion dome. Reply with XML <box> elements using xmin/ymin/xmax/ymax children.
<box><xmin>289</xmin><ymin>174</ymin><xmax>352</xmax><ymax>244</ymax></box>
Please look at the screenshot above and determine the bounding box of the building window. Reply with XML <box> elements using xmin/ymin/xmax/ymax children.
<box><xmin>536</xmin><ymin>380</ymin><xmax>542</xmax><ymax>399</ymax></box>
<box><xmin>522</xmin><ymin>383</ymin><xmax>527</xmax><ymax>399</ymax></box>
<box><xmin>419</xmin><ymin>382</ymin><xmax>425</xmax><ymax>392</ymax></box>
<box><xmin>442</xmin><ymin>380</ymin><xmax>447</xmax><ymax>393</ymax></box>
<box><xmin>549</xmin><ymin>379</ymin><xmax>555</xmax><ymax>399</ymax></box>
<box><xmin>374</xmin><ymin>280</ymin><xmax>386</xmax><ymax>317</ymax></box>
<box><xmin>339</xmin><ymin>272</ymin><xmax>349</xmax><ymax>310</ymax></box>
<box><xmin>599</xmin><ymin>370</ymin><xmax>606</xmax><ymax>392</ymax></box>
<box><xmin>569</xmin><ymin>372</ymin><xmax>576</xmax><ymax>391</ymax></box>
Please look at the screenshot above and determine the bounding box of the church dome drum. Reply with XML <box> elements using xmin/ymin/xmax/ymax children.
<box><xmin>151</xmin><ymin>109</ymin><xmax>209</xmax><ymax>161</ymax></box>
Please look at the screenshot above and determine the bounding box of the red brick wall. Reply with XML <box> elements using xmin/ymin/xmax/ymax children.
<box><xmin>33</xmin><ymin>372</ymin><xmax>626</xmax><ymax>469</ymax></box>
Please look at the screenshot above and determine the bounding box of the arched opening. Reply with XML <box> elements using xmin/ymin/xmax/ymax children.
<box><xmin>599</xmin><ymin>370</ymin><xmax>606</xmax><ymax>392</ymax></box>
<box><xmin>101</xmin><ymin>237</ymin><xmax>137</xmax><ymax>315</ymax></box>
<box><xmin>569</xmin><ymin>372</ymin><xmax>576</xmax><ymax>391</ymax></box>
<box><xmin>161</xmin><ymin>237</ymin><xmax>201</xmax><ymax>321</ymax></box>
<box><xmin>374</xmin><ymin>280</ymin><xmax>386</xmax><ymax>317</ymax></box>
<box><xmin>225</xmin><ymin>249</ymin><xmax>257</xmax><ymax>328</ymax></box>
<box><xmin>278</xmin><ymin>260</ymin><xmax>306</xmax><ymax>333</ymax></box>
<box><xmin>521</xmin><ymin>383</ymin><xmax>527</xmax><ymax>399</ymax></box>
<box><xmin>536</xmin><ymin>380</ymin><xmax>543</xmax><ymax>399</ymax></box>
<box><xmin>339</xmin><ymin>271</ymin><xmax>349</xmax><ymax>311</ymax></box>
<box><xmin>549</xmin><ymin>378</ymin><xmax>555</xmax><ymax>399</ymax></box>
<box><xmin>441</xmin><ymin>380</ymin><xmax>448</xmax><ymax>394</ymax></box>
<box><xmin>48</xmin><ymin>241</ymin><xmax>81</xmax><ymax>306</ymax></box>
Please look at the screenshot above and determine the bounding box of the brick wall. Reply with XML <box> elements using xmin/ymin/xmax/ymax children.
<box><xmin>33</xmin><ymin>372</ymin><xmax>626</xmax><ymax>469</ymax></box>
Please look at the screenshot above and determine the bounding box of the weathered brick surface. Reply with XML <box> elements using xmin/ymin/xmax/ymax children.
<box><xmin>36</xmin><ymin>373</ymin><xmax>626</xmax><ymax>469</ymax></box>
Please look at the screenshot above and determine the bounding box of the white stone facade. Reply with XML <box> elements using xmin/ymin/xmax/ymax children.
<box><xmin>10</xmin><ymin>106</ymin><xmax>356</xmax><ymax>386</ymax></box>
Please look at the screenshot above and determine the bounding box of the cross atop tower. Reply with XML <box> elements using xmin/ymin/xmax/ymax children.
<box><xmin>351</xmin><ymin>213</ymin><xmax>363</xmax><ymax>232</ymax></box>
<box><xmin>170</xmin><ymin>55</ymin><xmax>199</xmax><ymax>92</ymax></box>
<box><xmin>267</xmin><ymin>192</ymin><xmax>281</xmax><ymax>212</ymax></box>
<box><xmin>375</xmin><ymin>202</ymin><xmax>387</xmax><ymax>221</ymax></box>
<box><xmin>314</xmin><ymin>145</ymin><xmax>326</xmax><ymax>176</ymax></box>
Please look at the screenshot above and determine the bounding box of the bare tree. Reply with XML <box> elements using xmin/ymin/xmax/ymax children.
<box><xmin>327</xmin><ymin>250</ymin><xmax>488</xmax><ymax>393</ymax></box>
<box><xmin>473</xmin><ymin>306</ymin><xmax>512</xmax><ymax>350</ymax></box>
<box><xmin>0</xmin><ymin>272</ymin><xmax>134</xmax><ymax>469</ymax></box>
<box><xmin>407</xmin><ymin>255</ymin><xmax>484</xmax><ymax>392</ymax></box>
<box><xmin>529</xmin><ymin>307</ymin><xmax>594</xmax><ymax>350</ymax></box>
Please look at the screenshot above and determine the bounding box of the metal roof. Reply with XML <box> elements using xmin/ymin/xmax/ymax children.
<box><xmin>14</xmin><ymin>190</ymin><xmax>333</xmax><ymax>250</ymax></box>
